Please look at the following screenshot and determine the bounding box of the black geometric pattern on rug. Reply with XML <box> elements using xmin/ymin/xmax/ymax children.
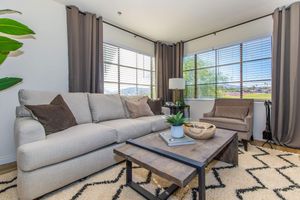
<box><xmin>111</xmin><ymin>167</ymin><xmax>152</xmax><ymax>200</ymax></box>
<box><xmin>70</xmin><ymin>167</ymin><xmax>126</xmax><ymax>200</ymax></box>
<box><xmin>235</xmin><ymin>147</ymin><xmax>270</xmax><ymax>199</ymax></box>
<box><xmin>273</xmin><ymin>154</ymin><xmax>300</xmax><ymax>200</ymax></box>
<box><xmin>0</xmin><ymin>176</ymin><xmax>17</xmax><ymax>194</ymax></box>
<box><xmin>69</xmin><ymin>166</ymin><xmax>151</xmax><ymax>200</ymax></box>
<box><xmin>190</xmin><ymin>165</ymin><xmax>236</xmax><ymax>200</ymax></box>
<box><xmin>235</xmin><ymin>147</ymin><xmax>300</xmax><ymax>200</ymax></box>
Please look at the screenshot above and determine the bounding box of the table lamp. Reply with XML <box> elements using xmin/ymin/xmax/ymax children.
<box><xmin>169</xmin><ymin>78</ymin><xmax>185</xmax><ymax>103</ymax></box>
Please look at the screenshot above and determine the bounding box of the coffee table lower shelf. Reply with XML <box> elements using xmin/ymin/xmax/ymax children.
<box><xmin>126</xmin><ymin>160</ymin><xmax>180</xmax><ymax>200</ymax></box>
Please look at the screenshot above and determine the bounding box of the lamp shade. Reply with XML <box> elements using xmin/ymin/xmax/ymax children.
<box><xmin>169</xmin><ymin>78</ymin><xmax>185</xmax><ymax>90</ymax></box>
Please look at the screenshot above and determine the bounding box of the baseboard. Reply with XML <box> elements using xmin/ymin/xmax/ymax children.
<box><xmin>0</xmin><ymin>154</ymin><xmax>16</xmax><ymax>165</ymax></box>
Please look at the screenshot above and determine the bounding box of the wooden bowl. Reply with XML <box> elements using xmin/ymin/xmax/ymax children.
<box><xmin>183</xmin><ymin>122</ymin><xmax>216</xmax><ymax>140</ymax></box>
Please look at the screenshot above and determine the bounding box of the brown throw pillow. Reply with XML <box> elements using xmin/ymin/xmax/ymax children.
<box><xmin>147</xmin><ymin>98</ymin><xmax>162</xmax><ymax>115</ymax></box>
<box><xmin>125</xmin><ymin>97</ymin><xmax>154</xmax><ymax>118</ymax></box>
<box><xmin>25</xmin><ymin>95</ymin><xmax>77</xmax><ymax>134</ymax></box>
<box><xmin>214</xmin><ymin>106</ymin><xmax>249</xmax><ymax>120</ymax></box>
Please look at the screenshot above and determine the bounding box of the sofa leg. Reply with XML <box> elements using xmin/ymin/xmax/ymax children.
<box><xmin>242</xmin><ymin>140</ymin><xmax>248</xmax><ymax>151</ymax></box>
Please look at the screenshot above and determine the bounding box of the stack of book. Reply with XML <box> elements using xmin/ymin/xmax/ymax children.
<box><xmin>159</xmin><ymin>131</ymin><xmax>195</xmax><ymax>146</ymax></box>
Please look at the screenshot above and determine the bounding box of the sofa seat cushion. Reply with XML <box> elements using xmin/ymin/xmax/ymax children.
<box><xmin>17</xmin><ymin>123</ymin><xmax>117</xmax><ymax>171</ymax></box>
<box><xmin>99</xmin><ymin>119</ymin><xmax>152</xmax><ymax>143</ymax></box>
<box><xmin>200</xmin><ymin>117</ymin><xmax>249</xmax><ymax>132</ymax></box>
<box><xmin>136</xmin><ymin>115</ymin><xmax>169</xmax><ymax>132</ymax></box>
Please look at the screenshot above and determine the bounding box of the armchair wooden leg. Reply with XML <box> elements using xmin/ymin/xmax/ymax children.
<box><xmin>242</xmin><ymin>140</ymin><xmax>248</xmax><ymax>151</ymax></box>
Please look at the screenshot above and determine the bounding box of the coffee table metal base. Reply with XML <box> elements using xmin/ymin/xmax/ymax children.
<box><xmin>126</xmin><ymin>160</ymin><xmax>180</xmax><ymax>200</ymax></box>
<box><xmin>126</xmin><ymin>160</ymin><xmax>205</xmax><ymax>200</ymax></box>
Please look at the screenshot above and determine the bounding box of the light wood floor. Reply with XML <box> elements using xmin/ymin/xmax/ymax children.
<box><xmin>250</xmin><ymin>140</ymin><xmax>300</xmax><ymax>154</ymax></box>
<box><xmin>0</xmin><ymin>162</ymin><xmax>16</xmax><ymax>175</ymax></box>
<box><xmin>0</xmin><ymin>141</ymin><xmax>299</xmax><ymax>175</ymax></box>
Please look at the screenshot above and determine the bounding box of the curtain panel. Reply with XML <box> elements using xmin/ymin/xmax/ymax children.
<box><xmin>66</xmin><ymin>6</ymin><xmax>104</xmax><ymax>93</ymax></box>
<box><xmin>155</xmin><ymin>42</ymin><xmax>184</xmax><ymax>102</ymax></box>
<box><xmin>271</xmin><ymin>2</ymin><xmax>300</xmax><ymax>148</ymax></box>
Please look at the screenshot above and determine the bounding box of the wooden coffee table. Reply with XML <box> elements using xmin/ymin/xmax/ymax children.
<box><xmin>114</xmin><ymin>129</ymin><xmax>238</xmax><ymax>200</ymax></box>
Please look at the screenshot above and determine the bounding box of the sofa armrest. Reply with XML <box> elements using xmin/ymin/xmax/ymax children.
<box><xmin>14</xmin><ymin>117</ymin><xmax>46</xmax><ymax>147</ymax></box>
<box><xmin>203</xmin><ymin>111</ymin><xmax>214</xmax><ymax>118</ymax></box>
<box><xmin>161</xmin><ymin>107</ymin><xmax>170</xmax><ymax>115</ymax></box>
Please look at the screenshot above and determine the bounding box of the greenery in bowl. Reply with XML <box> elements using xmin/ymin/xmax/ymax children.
<box><xmin>166</xmin><ymin>112</ymin><xmax>186</xmax><ymax>126</ymax></box>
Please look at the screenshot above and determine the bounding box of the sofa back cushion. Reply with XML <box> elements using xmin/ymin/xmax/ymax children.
<box><xmin>25</xmin><ymin>95</ymin><xmax>77</xmax><ymax>134</ymax></box>
<box><xmin>18</xmin><ymin>89</ymin><xmax>92</xmax><ymax>124</ymax></box>
<box><xmin>214</xmin><ymin>106</ymin><xmax>249</xmax><ymax>120</ymax></box>
<box><xmin>147</xmin><ymin>98</ymin><xmax>162</xmax><ymax>115</ymax></box>
<box><xmin>125</xmin><ymin>97</ymin><xmax>154</xmax><ymax>118</ymax></box>
<box><xmin>88</xmin><ymin>94</ymin><xmax>125</xmax><ymax>122</ymax></box>
<box><xmin>121</xmin><ymin>96</ymin><xmax>147</xmax><ymax>118</ymax></box>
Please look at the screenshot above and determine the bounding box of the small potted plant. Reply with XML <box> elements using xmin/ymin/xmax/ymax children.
<box><xmin>166</xmin><ymin>112</ymin><xmax>186</xmax><ymax>138</ymax></box>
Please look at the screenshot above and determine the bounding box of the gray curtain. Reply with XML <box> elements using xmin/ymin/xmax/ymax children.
<box><xmin>271</xmin><ymin>2</ymin><xmax>300</xmax><ymax>148</ymax></box>
<box><xmin>155</xmin><ymin>41</ymin><xmax>184</xmax><ymax>102</ymax></box>
<box><xmin>66</xmin><ymin>6</ymin><xmax>104</xmax><ymax>93</ymax></box>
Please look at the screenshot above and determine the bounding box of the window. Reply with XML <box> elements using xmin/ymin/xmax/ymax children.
<box><xmin>103</xmin><ymin>43</ymin><xmax>156</xmax><ymax>97</ymax></box>
<box><xmin>183</xmin><ymin>37</ymin><xmax>272</xmax><ymax>100</ymax></box>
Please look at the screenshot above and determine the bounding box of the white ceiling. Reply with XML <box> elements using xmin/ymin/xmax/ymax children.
<box><xmin>54</xmin><ymin>0</ymin><xmax>296</xmax><ymax>43</ymax></box>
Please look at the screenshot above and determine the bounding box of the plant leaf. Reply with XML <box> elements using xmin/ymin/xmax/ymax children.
<box><xmin>0</xmin><ymin>36</ymin><xmax>23</xmax><ymax>52</ymax></box>
<box><xmin>0</xmin><ymin>18</ymin><xmax>35</xmax><ymax>35</ymax></box>
<box><xmin>0</xmin><ymin>9</ymin><xmax>22</xmax><ymax>15</ymax></box>
<box><xmin>0</xmin><ymin>52</ymin><xmax>9</xmax><ymax>65</ymax></box>
<box><xmin>0</xmin><ymin>77</ymin><xmax>22</xmax><ymax>91</ymax></box>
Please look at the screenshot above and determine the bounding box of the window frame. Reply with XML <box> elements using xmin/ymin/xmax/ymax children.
<box><xmin>103</xmin><ymin>43</ymin><xmax>155</xmax><ymax>98</ymax></box>
<box><xmin>183</xmin><ymin>37</ymin><xmax>272</xmax><ymax>101</ymax></box>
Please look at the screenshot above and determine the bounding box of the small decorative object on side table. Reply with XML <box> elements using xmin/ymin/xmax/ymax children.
<box><xmin>164</xmin><ymin>102</ymin><xmax>190</xmax><ymax>118</ymax></box>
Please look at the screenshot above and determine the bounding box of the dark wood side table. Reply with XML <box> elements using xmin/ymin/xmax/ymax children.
<box><xmin>164</xmin><ymin>104</ymin><xmax>190</xmax><ymax>118</ymax></box>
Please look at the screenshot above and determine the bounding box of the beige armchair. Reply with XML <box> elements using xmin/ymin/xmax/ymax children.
<box><xmin>200</xmin><ymin>99</ymin><xmax>254</xmax><ymax>151</ymax></box>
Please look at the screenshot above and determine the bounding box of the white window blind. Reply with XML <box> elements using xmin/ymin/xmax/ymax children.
<box><xmin>183</xmin><ymin>37</ymin><xmax>272</xmax><ymax>100</ymax></box>
<box><xmin>104</xmin><ymin>43</ymin><xmax>155</xmax><ymax>97</ymax></box>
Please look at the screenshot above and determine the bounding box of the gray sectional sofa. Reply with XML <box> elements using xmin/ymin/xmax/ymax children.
<box><xmin>14</xmin><ymin>89</ymin><xmax>170</xmax><ymax>200</ymax></box>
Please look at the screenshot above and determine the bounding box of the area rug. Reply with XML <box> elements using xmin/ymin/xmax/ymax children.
<box><xmin>1</xmin><ymin>144</ymin><xmax>300</xmax><ymax>200</ymax></box>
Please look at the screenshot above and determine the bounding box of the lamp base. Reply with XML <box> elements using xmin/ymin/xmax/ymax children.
<box><xmin>172</xmin><ymin>89</ymin><xmax>182</xmax><ymax>104</ymax></box>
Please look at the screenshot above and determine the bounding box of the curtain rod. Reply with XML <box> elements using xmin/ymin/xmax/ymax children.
<box><xmin>66</xmin><ymin>6</ymin><xmax>156</xmax><ymax>44</ymax></box>
<box><xmin>183</xmin><ymin>13</ymin><xmax>273</xmax><ymax>43</ymax></box>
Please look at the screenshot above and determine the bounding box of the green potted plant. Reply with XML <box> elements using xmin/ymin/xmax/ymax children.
<box><xmin>166</xmin><ymin>112</ymin><xmax>186</xmax><ymax>138</ymax></box>
<box><xmin>0</xmin><ymin>9</ymin><xmax>35</xmax><ymax>91</ymax></box>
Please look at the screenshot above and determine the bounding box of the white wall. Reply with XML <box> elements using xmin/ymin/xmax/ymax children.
<box><xmin>0</xmin><ymin>0</ymin><xmax>69</xmax><ymax>164</ymax></box>
<box><xmin>184</xmin><ymin>17</ymin><xmax>272</xmax><ymax>140</ymax></box>
<box><xmin>104</xmin><ymin>23</ymin><xmax>154</xmax><ymax>56</ymax></box>
<box><xmin>184</xmin><ymin>16</ymin><xmax>273</xmax><ymax>55</ymax></box>
<box><xmin>185</xmin><ymin>100</ymin><xmax>266</xmax><ymax>140</ymax></box>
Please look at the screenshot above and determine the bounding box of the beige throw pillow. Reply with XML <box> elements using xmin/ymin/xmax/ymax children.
<box><xmin>214</xmin><ymin>106</ymin><xmax>249</xmax><ymax>120</ymax></box>
<box><xmin>125</xmin><ymin>97</ymin><xmax>154</xmax><ymax>118</ymax></box>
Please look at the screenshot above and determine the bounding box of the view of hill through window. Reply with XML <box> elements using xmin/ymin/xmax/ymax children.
<box><xmin>103</xmin><ymin>43</ymin><xmax>155</xmax><ymax>97</ymax></box>
<box><xmin>183</xmin><ymin>37</ymin><xmax>272</xmax><ymax>100</ymax></box>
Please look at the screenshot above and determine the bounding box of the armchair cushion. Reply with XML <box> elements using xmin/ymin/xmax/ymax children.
<box><xmin>214</xmin><ymin>106</ymin><xmax>249</xmax><ymax>120</ymax></box>
<box><xmin>200</xmin><ymin>117</ymin><xmax>249</xmax><ymax>132</ymax></box>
